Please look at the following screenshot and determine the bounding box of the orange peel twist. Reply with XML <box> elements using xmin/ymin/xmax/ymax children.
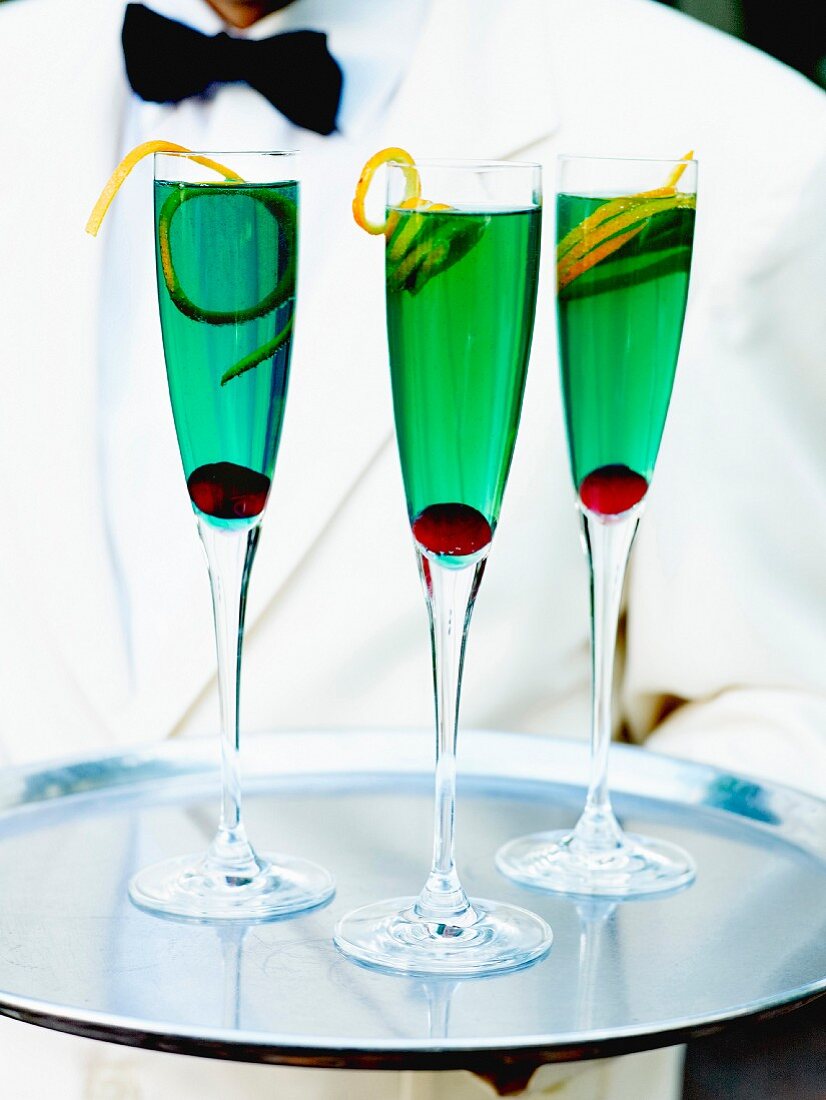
<box><xmin>87</xmin><ymin>141</ymin><xmax>295</xmax><ymax>385</ymax></box>
<box><xmin>557</xmin><ymin>151</ymin><xmax>696</xmax><ymax>291</ymax></box>
<box><xmin>353</xmin><ymin>147</ymin><xmax>490</xmax><ymax>294</ymax></box>
<box><xmin>352</xmin><ymin>147</ymin><xmax>421</xmax><ymax>235</ymax></box>
<box><xmin>85</xmin><ymin>140</ymin><xmax>242</xmax><ymax>237</ymax></box>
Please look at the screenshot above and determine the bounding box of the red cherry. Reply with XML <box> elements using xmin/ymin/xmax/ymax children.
<box><xmin>412</xmin><ymin>503</ymin><xmax>493</xmax><ymax>557</ymax></box>
<box><xmin>579</xmin><ymin>465</ymin><xmax>648</xmax><ymax>516</ymax></box>
<box><xmin>187</xmin><ymin>462</ymin><xmax>270</xmax><ymax>520</ymax></box>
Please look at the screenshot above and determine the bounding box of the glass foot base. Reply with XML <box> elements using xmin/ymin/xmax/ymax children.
<box><xmin>333</xmin><ymin>896</ymin><xmax>552</xmax><ymax>977</ymax></box>
<box><xmin>129</xmin><ymin>851</ymin><xmax>335</xmax><ymax>923</ymax></box>
<box><xmin>496</xmin><ymin>829</ymin><xmax>695</xmax><ymax>899</ymax></box>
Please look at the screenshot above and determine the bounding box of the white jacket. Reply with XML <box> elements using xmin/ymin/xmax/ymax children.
<box><xmin>0</xmin><ymin>0</ymin><xmax>824</xmax><ymax>1097</ymax></box>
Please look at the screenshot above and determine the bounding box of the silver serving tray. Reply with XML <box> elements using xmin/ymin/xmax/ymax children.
<box><xmin>0</xmin><ymin>730</ymin><xmax>823</xmax><ymax>1081</ymax></box>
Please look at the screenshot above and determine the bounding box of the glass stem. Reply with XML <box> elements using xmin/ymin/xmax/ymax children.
<box><xmin>574</xmin><ymin>508</ymin><xmax>640</xmax><ymax>850</ymax></box>
<box><xmin>198</xmin><ymin>517</ymin><xmax>262</xmax><ymax>876</ymax></box>
<box><xmin>414</xmin><ymin>553</ymin><xmax>487</xmax><ymax>925</ymax></box>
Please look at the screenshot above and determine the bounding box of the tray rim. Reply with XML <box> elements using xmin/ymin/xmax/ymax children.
<box><xmin>1</xmin><ymin>982</ymin><xmax>824</xmax><ymax>1070</ymax></box>
<box><xmin>2</xmin><ymin>728</ymin><xmax>824</xmax><ymax>858</ymax></box>
<box><xmin>0</xmin><ymin>728</ymin><xmax>823</xmax><ymax>1069</ymax></box>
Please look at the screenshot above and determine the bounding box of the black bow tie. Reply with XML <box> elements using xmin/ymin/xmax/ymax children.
<box><xmin>121</xmin><ymin>3</ymin><xmax>343</xmax><ymax>136</ymax></box>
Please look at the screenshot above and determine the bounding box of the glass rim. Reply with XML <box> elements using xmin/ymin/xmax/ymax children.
<box><xmin>386</xmin><ymin>157</ymin><xmax>541</xmax><ymax>171</ymax></box>
<box><xmin>557</xmin><ymin>152</ymin><xmax>698</xmax><ymax>166</ymax></box>
<box><xmin>153</xmin><ymin>149</ymin><xmax>299</xmax><ymax>160</ymax></box>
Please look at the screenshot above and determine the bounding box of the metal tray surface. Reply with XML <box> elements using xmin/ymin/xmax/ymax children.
<box><xmin>0</xmin><ymin>730</ymin><xmax>823</xmax><ymax>1077</ymax></box>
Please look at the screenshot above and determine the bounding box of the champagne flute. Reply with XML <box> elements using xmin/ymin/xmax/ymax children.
<box><xmin>129</xmin><ymin>151</ymin><xmax>334</xmax><ymax>921</ymax></box>
<box><xmin>334</xmin><ymin>159</ymin><xmax>552</xmax><ymax>974</ymax></box>
<box><xmin>497</xmin><ymin>154</ymin><xmax>698</xmax><ymax>897</ymax></box>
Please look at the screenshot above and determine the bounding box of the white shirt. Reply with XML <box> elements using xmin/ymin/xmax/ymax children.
<box><xmin>100</xmin><ymin>0</ymin><xmax>429</xmax><ymax>697</ymax></box>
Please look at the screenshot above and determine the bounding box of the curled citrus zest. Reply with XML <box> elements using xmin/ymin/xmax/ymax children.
<box><xmin>85</xmin><ymin>140</ymin><xmax>242</xmax><ymax>237</ymax></box>
<box><xmin>354</xmin><ymin>147</ymin><xmax>490</xmax><ymax>294</ymax></box>
<box><xmin>557</xmin><ymin>194</ymin><xmax>661</xmax><ymax>262</ymax></box>
<box><xmin>664</xmin><ymin>150</ymin><xmax>694</xmax><ymax>190</ymax></box>
<box><xmin>88</xmin><ymin>141</ymin><xmax>294</xmax><ymax>386</ymax></box>
<box><xmin>221</xmin><ymin>318</ymin><xmax>294</xmax><ymax>386</ymax></box>
<box><xmin>557</xmin><ymin>151</ymin><xmax>695</xmax><ymax>291</ymax></box>
<box><xmin>386</xmin><ymin>200</ymin><xmax>456</xmax><ymax>263</ymax></box>
<box><xmin>154</xmin><ymin>184</ymin><xmax>297</xmax><ymax>385</ymax></box>
<box><xmin>385</xmin><ymin>196</ymin><xmax>478</xmax><ymax>294</ymax></box>
<box><xmin>557</xmin><ymin>193</ymin><xmax>695</xmax><ymax>289</ymax></box>
<box><xmin>384</xmin><ymin>196</ymin><xmax>451</xmax><ymax>241</ymax></box>
<box><xmin>385</xmin><ymin>195</ymin><xmax>425</xmax><ymax>239</ymax></box>
<box><xmin>558</xmin><ymin>229</ymin><xmax>641</xmax><ymax>291</ymax></box>
<box><xmin>352</xmin><ymin>146</ymin><xmax>420</xmax><ymax>235</ymax></box>
<box><xmin>387</xmin><ymin>240</ymin><xmax>443</xmax><ymax>292</ymax></box>
<box><xmin>387</xmin><ymin>200</ymin><xmax>436</xmax><ymax>263</ymax></box>
<box><xmin>157</xmin><ymin>187</ymin><xmax>296</xmax><ymax>326</ymax></box>
<box><xmin>388</xmin><ymin>210</ymin><xmax>490</xmax><ymax>295</ymax></box>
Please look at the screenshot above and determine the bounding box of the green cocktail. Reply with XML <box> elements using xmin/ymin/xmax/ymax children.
<box><xmin>496</xmin><ymin>155</ymin><xmax>698</xmax><ymax>899</ymax></box>
<box><xmin>155</xmin><ymin>178</ymin><xmax>297</xmax><ymax>528</ymax></box>
<box><xmin>334</xmin><ymin>159</ymin><xmax>551</xmax><ymax>977</ymax></box>
<box><xmin>557</xmin><ymin>191</ymin><xmax>695</xmax><ymax>515</ymax></box>
<box><xmin>130</xmin><ymin>151</ymin><xmax>334</xmax><ymax>923</ymax></box>
<box><xmin>386</xmin><ymin>204</ymin><xmax>541</xmax><ymax>564</ymax></box>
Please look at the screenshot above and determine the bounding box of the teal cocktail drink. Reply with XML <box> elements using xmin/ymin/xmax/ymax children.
<box><xmin>155</xmin><ymin>178</ymin><xmax>296</xmax><ymax>527</ymax></box>
<box><xmin>129</xmin><ymin>151</ymin><xmax>334</xmax><ymax>922</ymax></box>
<box><xmin>557</xmin><ymin>192</ymin><xmax>695</xmax><ymax>514</ymax></box>
<box><xmin>335</xmin><ymin>158</ymin><xmax>552</xmax><ymax>976</ymax></box>
<box><xmin>498</xmin><ymin>155</ymin><xmax>698</xmax><ymax>898</ymax></box>
<box><xmin>387</xmin><ymin>204</ymin><xmax>541</xmax><ymax>563</ymax></box>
